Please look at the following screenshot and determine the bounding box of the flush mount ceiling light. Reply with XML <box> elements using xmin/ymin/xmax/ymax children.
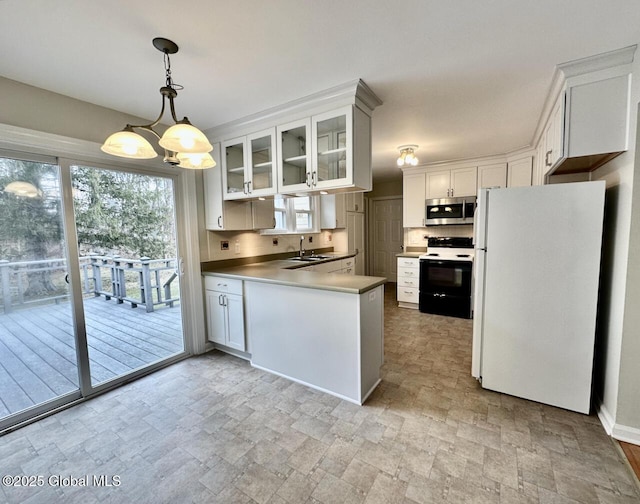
<box><xmin>101</xmin><ymin>37</ymin><xmax>215</xmax><ymax>170</ymax></box>
<box><xmin>396</xmin><ymin>145</ymin><xmax>419</xmax><ymax>167</ymax></box>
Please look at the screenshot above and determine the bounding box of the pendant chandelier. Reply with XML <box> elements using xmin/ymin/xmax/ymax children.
<box><xmin>101</xmin><ymin>37</ymin><xmax>215</xmax><ymax>169</ymax></box>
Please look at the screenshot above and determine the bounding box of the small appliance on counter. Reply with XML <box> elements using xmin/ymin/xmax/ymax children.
<box><xmin>419</xmin><ymin>237</ymin><xmax>474</xmax><ymax>319</ymax></box>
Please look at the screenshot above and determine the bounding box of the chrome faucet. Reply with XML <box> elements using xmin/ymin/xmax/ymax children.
<box><xmin>299</xmin><ymin>235</ymin><xmax>305</xmax><ymax>258</ymax></box>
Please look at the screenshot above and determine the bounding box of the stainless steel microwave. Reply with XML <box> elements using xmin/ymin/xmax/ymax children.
<box><xmin>425</xmin><ymin>197</ymin><xmax>476</xmax><ymax>226</ymax></box>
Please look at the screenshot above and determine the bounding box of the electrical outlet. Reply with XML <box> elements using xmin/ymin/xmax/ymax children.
<box><xmin>234</xmin><ymin>240</ymin><xmax>240</xmax><ymax>254</ymax></box>
<box><xmin>308</xmin><ymin>236</ymin><xmax>313</xmax><ymax>243</ymax></box>
<box><xmin>272</xmin><ymin>238</ymin><xmax>278</xmax><ymax>246</ymax></box>
<box><xmin>220</xmin><ymin>241</ymin><xmax>229</xmax><ymax>250</ymax></box>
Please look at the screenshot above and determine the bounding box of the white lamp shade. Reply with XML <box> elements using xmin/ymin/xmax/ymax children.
<box><xmin>159</xmin><ymin>123</ymin><xmax>213</xmax><ymax>154</ymax></box>
<box><xmin>4</xmin><ymin>181</ymin><xmax>41</xmax><ymax>198</ymax></box>
<box><xmin>101</xmin><ymin>130</ymin><xmax>158</xmax><ymax>159</ymax></box>
<box><xmin>177</xmin><ymin>152</ymin><xmax>216</xmax><ymax>170</ymax></box>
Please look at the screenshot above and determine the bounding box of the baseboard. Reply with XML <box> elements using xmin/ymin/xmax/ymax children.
<box><xmin>597</xmin><ymin>397</ymin><xmax>640</xmax><ymax>445</ymax></box>
<box><xmin>612</xmin><ymin>424</ymin><xmax>640</xmax><ymax>445</ymax></box>
<box><xmin>597</xmin><ymin>400</ymin><xmax>615</xmax><ymax>435</ymax></box>
<box><xmin>250</xmin><ymin>362</ymin><xmax>363</xmax><ymax>405</ymax></box>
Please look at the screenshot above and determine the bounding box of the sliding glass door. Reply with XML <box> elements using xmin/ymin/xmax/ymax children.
<box><xmin>0</xmin><ymin>155</ymin><xmax>185</xmax><ymax>430</ymax></box>
<box><xmin>0</xmin><ymin>156</ymin><xmax>81</xmax><ymax>425</ymax></box>
<box><xmin>70</xmin><ymin>165</ymin><xmax>184</xmax><ymax>387</ymax></box>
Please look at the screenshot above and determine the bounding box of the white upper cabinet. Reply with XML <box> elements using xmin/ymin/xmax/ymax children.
<box><xmin>205</xmin><ymin>143</ymin><xmax>275</xmax><ymax>231</ymax></box>
<box><xmin>247</xmin><ymin>128</ymin><xmax>277</xmax><ymax>197</ymax></box>
<box><xmin>426</xmin><ymin>167</ymin><xmax>477</xmax><ymax>199</ymax></box>
<box><xmin>541</xmin><ymin>46</ymin><xmax>634</xmax><ymax>176</ymax></box>
<box><xmin>403</xmin><ymin>172</ymin><xmax>426</xmax><ymax>227</ymax></box>
<box><xmin>277</xmin><ymin>105</ymin><xmax>372</xmax><ymax>194</ymax></box>
<box><xmin>507</xmin><ymin>157</ymin><xmax>533</xmax><ymax>187</ymax></box>
<box><xmin>222</xmin><ymin>128</ymin><xmax>277</xmax><ymax>200</ymax></box>
<box><xmin>542</xmin><ymin>95</ymin><xmax>565</xmax><ymax>176</ymax></box>
<box><xmin>208</xmin><ymin>80</ymin><xmax>380</xmax><ymax>199</ymax></box>
<box><xmin>477</xmin><ymin>163</ymin><xmax>507</xmax><ymax>190</ymax></box>
<box><xmin>222</xmin><ymin>137</ymin><xmax>248</xmax><ymax>199</ymax></box>
<box><xmin>346</xmin><ymin>191</ymin><xmax>364</xmax><ymax>213</ymax></box>
<box><xmin>277</xmin><ymin>118</ymin><xmax>312</xmax><ymax>193</ymax></box>
<box><xmin>312</xmin><ymin>106</ymin><xmax>353</xmax><ymax>190</ymax></box>
<box><xmin>320</xmin><ymin>193</ymin><xmax>346</xmax><ymax>229</ymax></box>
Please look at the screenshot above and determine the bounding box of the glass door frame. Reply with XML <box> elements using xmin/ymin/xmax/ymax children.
<box><xmin>58</xmin><ymin>158</ymin><xmax>190</xmax><ymax>399</ymax></box>
<box><xmin>0</xmin><ymin>149</ymin><xmax>196</xmax><ymax>433</ymax></box>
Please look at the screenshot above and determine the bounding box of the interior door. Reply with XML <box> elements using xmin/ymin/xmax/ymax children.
<box><xmin>0</xmin><ymin>155</ymin><xmax>82</xmax><ymax>429</ymax></box>
<box><xmin>370</xmin><ymin>198</ymin><xmax>403</xmax><ymax>281</ymax></box>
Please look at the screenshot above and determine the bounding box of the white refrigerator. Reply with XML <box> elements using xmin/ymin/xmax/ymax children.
<box><xmin>472</xmin><ymin>181</ymin><xmax>605</xmax><ymax>414</ymax></box>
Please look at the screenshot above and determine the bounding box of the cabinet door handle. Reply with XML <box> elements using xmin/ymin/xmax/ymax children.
<box><xmin>247</xmin><ymin>180</ymin><xmax>252</xmax><ymax>193</ymax></box>
<box><xmin>545</xmin><ymin>150</ymin><xmax>552</xmax><ymax>167</ymax></box>
<box><xmin>450</xmin><ymin>188</ymin><xmax>454</xmax><ymax>197</ymax></box>
<box><xmin>218</xmin><ymin>294</ymin><xmax>224</xmax><ymax>305</ymax></box>
<box><xmin>312</xmin><ymin>171</ymin><xmax>317</xmax><ymax>186</ymax></box>
<box><xmin>306</xmin><ymin>172</ymin><xmax>311</xmax><ymax>187</ymax></box>
<box><xmin>405</xmin><ymin>281</ymin><xmax>414</xmax><ymax>285</ymax></box>
<box><xmin>218</xmin><ymin>216</ymin><xmax>223</xmax><ymax>228</ymax></box>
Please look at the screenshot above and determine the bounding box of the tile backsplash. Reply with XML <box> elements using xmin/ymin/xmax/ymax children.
<box><xmin>200</xmin><ymin>229</ymin><xmax>346</xmax><ymax>262</ymax></box>
<box><xmin>404</xmin><ymin>225</ymin><xmax>473</xmax><ymax>248</ymax></box>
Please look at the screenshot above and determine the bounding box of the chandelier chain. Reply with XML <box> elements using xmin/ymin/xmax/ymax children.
<box><xmin>163</xmin><ymin>52</ymin><xmax>183</xmax><ymax>91</ymax></box>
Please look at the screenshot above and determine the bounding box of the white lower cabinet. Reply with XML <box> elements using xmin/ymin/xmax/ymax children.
<box><xmin>205</xmin><ymin>276</ymin><xmax>246</xmax><ymax>352</ymax></box>
<box><xmin>397</xmin><ymin>257</ymin><xmax>419</xmax><ymax>308</ymax></box>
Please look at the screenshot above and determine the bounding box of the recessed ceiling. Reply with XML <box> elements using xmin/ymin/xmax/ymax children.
<box><xmin>1</xmin><ymin>0</ymin><xmax>639</xmax><ymax>182</ymax></box>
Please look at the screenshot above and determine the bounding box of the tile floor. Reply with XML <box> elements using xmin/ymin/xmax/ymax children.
<box><xmin>0</xmin><ymin>285</ymin><xmax>638</xmax><ymax>503</ymax></box>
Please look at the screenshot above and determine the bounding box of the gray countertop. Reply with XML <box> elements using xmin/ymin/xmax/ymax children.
<box><xmin>396</xmin><ymin>252</ymin><xmax>424</xmax><ymax>258</ymax></box>
<box><xmin>203</xmin><ymin>252</ymin><xmax>386</xmax><ymax>294</ymax></box>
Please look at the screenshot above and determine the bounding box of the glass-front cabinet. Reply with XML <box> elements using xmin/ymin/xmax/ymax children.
<box><xmin>247</xmin><ymin>128</ymin><xmax>277</xmax><ymax>197</ymax></box>
<box><xmin>222</xmin><ymin>137</ymin><xmax>248</xmax><ymax>199</ymax></box>
<box><xmin>222</xmin><ymin>128</ymin><xmax>278</xmax><ymax>200</ymax></box>
<box><xmin>276</xmin><ymin>106</ymin><xmax>364</xmax><ymax>194</ymax></box>
<box><xmin>312</xmin><ymin>106</ymin><xmax>353</xmax><ymax>190</ymax></box>
<box><xmin>277</xmin><ymin>118</ymin><xmax>312</xmax><ymax>193</ymax></box>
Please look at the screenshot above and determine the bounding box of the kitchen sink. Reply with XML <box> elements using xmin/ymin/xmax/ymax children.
<box><xmin>289</xmin><ymin>256</ymin><xmax>327</xmax><ymax>262</ymax></box>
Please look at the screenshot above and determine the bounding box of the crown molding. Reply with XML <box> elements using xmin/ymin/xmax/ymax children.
<box><xmin>205</xmin><ymin>79</ymin><xmax>382</xmax><ymax>140</ymax></box>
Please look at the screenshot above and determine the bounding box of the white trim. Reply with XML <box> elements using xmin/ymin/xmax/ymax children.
<box><xmin>250</xmin><ymin>362</ymin><xmax>365</xmax><ymax>405</ymax></box>
<box><xmin>597</xmin><ymin>400</ymin><xmax>616</xmax><ymax>435</ymax></box>
<box><xmin>597</xmin><ymin>399</ymin><xmax>640</xmax><ymax>445</ymax></box>
<box><xmin>205</xmin><ymin>79</ymin><xmax>382</xmax><ymax>141</ymax></box>
<box><xmin>0</xmin><ymin>123</ymin><xmax>166</xmax><ymax>173</ymax></box>
<box><xmin>611</xmin><ymin>423</ymin><xmax>640</xmax><ymax>445</ymax></box>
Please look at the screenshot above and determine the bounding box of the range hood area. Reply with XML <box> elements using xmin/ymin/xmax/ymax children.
<box><xmin>543</xmin><ymin>45</ymin><xmax>635</xmax><ymax>177</ymax></box>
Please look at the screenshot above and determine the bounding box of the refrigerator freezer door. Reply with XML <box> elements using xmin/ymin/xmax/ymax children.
<box><xmin>479</xmin><ymin>181</ymin><xmax>605</xmax><ymax>414</ymax></box>
<box><xmin>471</xmin><ymin>188</ymin><xmax>489</xmax><ymax>379</ymax></box>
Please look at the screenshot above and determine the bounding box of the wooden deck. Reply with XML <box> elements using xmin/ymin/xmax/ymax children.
<box><xmin>0</xmin><ymin>296</ymin><xmax>183</xmax><ymax>418</ymax></box>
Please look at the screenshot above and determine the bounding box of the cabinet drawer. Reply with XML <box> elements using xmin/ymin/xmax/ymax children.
<box><xmin>341</xmin><ymin>257</ymin><xmax>355</xmax><ymax>269</ymax></box>
<box><xmin>398</xmin><ymin>266</ymin><xmax>419</xmax><ymax>278</ymax></box>
<box><xmin>204</xmin><ymin>275</ymin><xmax>243</xmax><ymax>295</ymax></box>
<box><xmin>397</xmin><ymin>258</ymin><xmax>419</xmax><ymax>269</ymax></box>
<box><xmin>398</xmin><ymin>277</ymin><xmax>418</xmax><ymax>288</ymax></box>
<box><xmin>397</xmin><ymin>287</ymin><xmax>418</xmax><ymax>303</ymax></box>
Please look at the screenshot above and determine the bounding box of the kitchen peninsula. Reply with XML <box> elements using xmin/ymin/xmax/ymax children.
<box><xmin>203</xmin><ymin>255</ymin><xmax>386</xmax><ymax>405</ymax></box>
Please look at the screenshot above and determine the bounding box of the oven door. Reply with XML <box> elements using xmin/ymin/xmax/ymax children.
<box><xmin>419</xmin><ymin>259</ymin><xmax>473</xmax><ymax>318</ymax></box>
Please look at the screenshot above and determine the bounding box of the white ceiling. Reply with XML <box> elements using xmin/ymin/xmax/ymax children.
<box><xmin>1</xmin><ymin>0</ymin><xmax>639</xmax><ymax>182</ymax></box>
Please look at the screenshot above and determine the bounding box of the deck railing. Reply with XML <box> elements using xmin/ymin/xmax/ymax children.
<box><xmin>0</xmin><ymin>255</ymin><xmax>179</xmax><ymax>314</ymax></box>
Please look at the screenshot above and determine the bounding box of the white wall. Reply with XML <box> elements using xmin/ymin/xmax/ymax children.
<box><xmin>591</xmin><ymin>53</ymin><xmax>640</xmax><ymax>438</ymax></box>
